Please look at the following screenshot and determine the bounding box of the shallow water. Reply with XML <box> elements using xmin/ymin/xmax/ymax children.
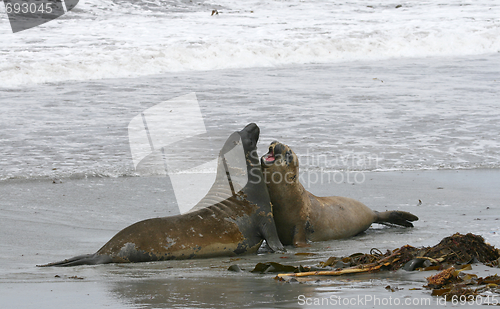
<box><xmin>1</xmin><ymin>54</ymin><xmax>500</xmax><ymax>181</ymax></box>
<box><xmin>1</xmin><ymin>170</ymin><xmax>499</xmax><ymax>308</ymax></box>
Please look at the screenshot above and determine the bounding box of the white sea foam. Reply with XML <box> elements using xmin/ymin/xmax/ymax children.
<box><xmin>1</xmin><ymin>0</ymin><xmax>499</xmax><ymax>87</ymax></box>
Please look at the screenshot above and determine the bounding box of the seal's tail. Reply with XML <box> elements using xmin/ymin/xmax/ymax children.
<box><xmin>37</xmin><ymin>253</ymin><xmax>112</xmax><ymax>267</ymax></box>
<box><xmin>374</xmin><ymin>211</ymin><xmax>419</xmax><ymax>228</ymax></box>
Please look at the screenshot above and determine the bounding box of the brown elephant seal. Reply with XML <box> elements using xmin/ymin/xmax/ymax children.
<box><xmin>261</xmin><ymin>141</ymin><xmax>418</xmax><ymax>247</ymax></box>
<box><xmin>39</xmin><ymin>123</ymin><xmax>284</xmax><ymax>267</ymax></box>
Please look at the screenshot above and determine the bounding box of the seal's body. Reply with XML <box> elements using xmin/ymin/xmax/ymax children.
<box><xmin>261</xmin><ymin>141</ymin><xmax>418</xmax><ymax>247</ymax></box>
<box><xmin>40</xmin><ymin>124</ymin><xmax>284</xmax><ymax>267</ymax></box>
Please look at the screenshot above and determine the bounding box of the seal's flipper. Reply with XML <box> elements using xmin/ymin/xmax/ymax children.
<box><xmin>259</xmin><ymin>215</ymin><xmax>286</xmax><ymax>253</ymax></box>
<box><xmin>37</xmin><ymin>253</ymin><xmax>112</xmax><ymax>267</ymax></box>
<box><xmin>375</xmin><ymin>211</ymin><xmax>419</xmax><ymax>228</ymax></box>
<box><xmin>292</xmin><ymin>225</ymin><xmax>310</xmax><ymax>248</ymax></box>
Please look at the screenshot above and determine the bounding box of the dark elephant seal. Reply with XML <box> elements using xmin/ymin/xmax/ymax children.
<box><xmin>261</xmin><ymin>141</ymin><xmax>418</xmax><ymax>247</ymax></box>
<box><xmin>39</xmin><ymin>123</ymin><xmax>284</xmax><ymax>267</ymax></box>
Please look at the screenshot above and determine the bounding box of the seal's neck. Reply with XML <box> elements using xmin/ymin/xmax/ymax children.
<box><xmin>265</xmin><ymin>173</ymin><xmax>308</xmax><ymax>215</ymax></box>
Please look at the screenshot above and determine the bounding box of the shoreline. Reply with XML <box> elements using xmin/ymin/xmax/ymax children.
<box><xmin>1</xmin><ymin>168</ymin><xmax>499</xmax><ymax>308</ymax></box>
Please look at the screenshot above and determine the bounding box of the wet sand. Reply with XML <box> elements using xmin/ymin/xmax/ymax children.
<box><xmin>1</xmin><ymin>169</ymin><xmax>499</xmax><ymax>308</ymax></box>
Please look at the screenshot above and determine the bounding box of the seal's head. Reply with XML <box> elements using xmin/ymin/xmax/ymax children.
<box><xmin>220</xmin><ymin>123</ymin><xmax>260</xmax><ymax>163</ymax></box>
<box><xmin>217</xmin><ymin>123</ymin><xmax>262</xmax><ymax>192</ymax></box>
<box><xmin>238</xmin><ymin>123</ymin><xmax>259</xmax><ymax>161</ymax></box>
<box><xmin>261</xmin><ymin>141</ymin><xmax>299</xmax><ymax>185</ymax></box>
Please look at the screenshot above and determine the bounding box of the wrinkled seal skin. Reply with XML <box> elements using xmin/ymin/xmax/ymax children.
<box><xmin>261</xmin><ymin>141</ymin><xmax>418</xmax><ymax>248</ymax></box>
<box><xmin>39</xmin><ymin>123</ymin><xmax>284</xmax><ymax>267</ymax></box>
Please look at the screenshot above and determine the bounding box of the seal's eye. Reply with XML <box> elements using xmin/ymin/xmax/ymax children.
<box><xmin>285</xmin><ymin>150</ymin><xmax>294</xmax><ymax>165</ymax></box>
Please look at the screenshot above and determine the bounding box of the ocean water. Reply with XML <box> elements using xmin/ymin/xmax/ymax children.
<box><xmin>1</xmin><ymin>0</ymin><xmax>499</xmax><ymax>181</ymax></box>
<box><xmin>1</xmin><ymin>1</ymin><xmax>500</xmax><ymax>308</ymax></box>
<box><xmin>1</xmin><ymin>54</ymin><xmax>500</xmax><ymax>180</ymax></box>
<box><xmin>1</xmin><ymin>0</ymin><xmax>499</xmax><ymax>87</ymax></box>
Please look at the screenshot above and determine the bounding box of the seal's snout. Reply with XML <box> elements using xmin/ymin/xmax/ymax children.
<box><xmin>273</xmin><ymin>143</ymin><xmax>285</xmax><ymax>156</ymax></box>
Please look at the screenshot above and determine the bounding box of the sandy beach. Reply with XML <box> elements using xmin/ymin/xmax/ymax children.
<box><xmin>2</xmin><ymin>2</ymin><xmax>499</xmax><ymax>307</ymax></box>
<box><xmin>1</xmin><ymin>169</ymin><xmax>499</xmax><ymax>308</ymax></box>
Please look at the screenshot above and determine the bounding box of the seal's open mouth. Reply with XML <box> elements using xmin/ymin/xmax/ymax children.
<box><xmin>261</xmin><ymin>142</ymin><xmax>280</xmax><ymax>167</ymax></box>
<box><xmin>263</xmin><ymin>148</ymin><xmax>275</xmax><ymax>163</ymax></box>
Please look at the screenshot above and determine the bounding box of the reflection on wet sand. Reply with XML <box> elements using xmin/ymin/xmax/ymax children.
<box><xmin>108</xmin><ymin>271</ymin><xmax>313</xmax><ymax>308</ymax></box>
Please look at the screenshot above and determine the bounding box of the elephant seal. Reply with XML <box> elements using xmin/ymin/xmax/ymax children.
<box><xmin>39</xmin><ymin>123</ymin><xmax>284</xmax><ymax>267</ymax></box>
<box><xmin>261</xmin><ymin>141</ymin><xmax>418</xmax><ymax>247</ymax></box>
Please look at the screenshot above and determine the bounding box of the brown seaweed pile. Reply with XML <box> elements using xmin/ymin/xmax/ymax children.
<box><xmin>256</xmin><ymin>233</ymin><xmax>499</xmax><ymax>277</ymax></box>
<box><xmin>420</xmin><ymin>232</ymin><xmax>499</xmax><ymax>265</ymax></box>
<box><xmin>425</xmin><ymin>267</ymin><xmax>500</xmax><ymax>301</ymax></box>
<box><xmin>315</xmin><ymin>232</ymin><xmax>500</xmax><ymax>273</ymax></box>
<box><xmin>249</xmin><ymin>233</ymin><xmax>500</xmax><ymax>300</ymax></box>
